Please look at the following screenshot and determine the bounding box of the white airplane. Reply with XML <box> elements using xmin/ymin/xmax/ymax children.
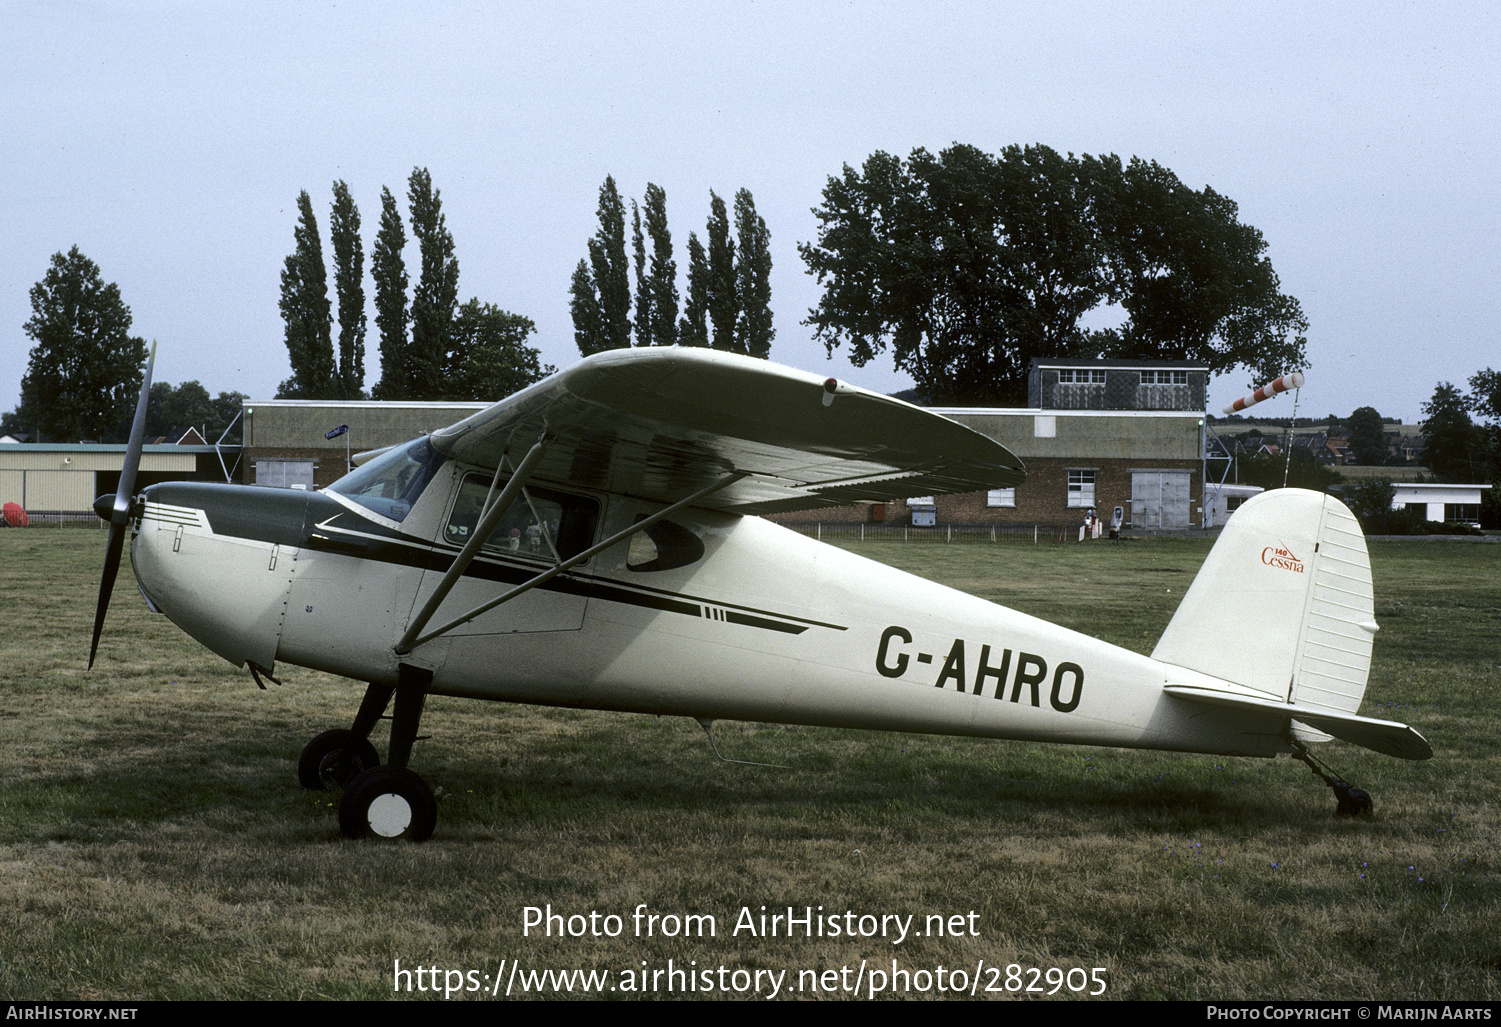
<box><xmin>90</xmin><ymin>347</ymin><xmax>1431</xmax><ymax>840</ymax></box>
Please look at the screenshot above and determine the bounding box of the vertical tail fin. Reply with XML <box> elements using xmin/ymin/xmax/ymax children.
<box><xmin>1152</xmin><ymin>489</ymin><xmax>1378</xmax><ymax>719</ymax></box>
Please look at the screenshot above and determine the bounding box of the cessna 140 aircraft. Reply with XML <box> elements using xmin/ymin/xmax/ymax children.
<box><xmin>90</xmin><ymin>347</ymin><xmax>1430</xmax><ymax>840</ymax></box>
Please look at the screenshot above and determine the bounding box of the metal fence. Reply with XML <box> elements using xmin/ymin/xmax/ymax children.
<box><xmin>4</xmin><ymin>511</ymin><xmax>106</xmax><ymax>528</ymax></box>
<box><xmin>777</xmin><ymin>522</ymin><xmax>1079</xmax><ymax>544</ymax></box>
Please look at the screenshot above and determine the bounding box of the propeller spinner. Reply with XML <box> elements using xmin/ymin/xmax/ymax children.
<box><xmin>89</xmin><ymin>342</ymin><xmax>155</xmax><ymax>669</ymax></box>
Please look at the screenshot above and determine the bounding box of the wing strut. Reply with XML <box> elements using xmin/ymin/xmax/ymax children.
<box><xmin>394</xmin><ymin>433</ymin><xmax>552</xmax><ymax>654</ymax></box>
<box><xmin>396</xmin><ymin>469</ymin><xmax>749</xmax><ymax>653</ymax></box>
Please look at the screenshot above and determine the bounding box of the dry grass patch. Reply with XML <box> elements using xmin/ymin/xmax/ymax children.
<box><xmin>1</xmin><ymin>529</ymin><xmax>1497</xmax><ymax>1000</ymax></box>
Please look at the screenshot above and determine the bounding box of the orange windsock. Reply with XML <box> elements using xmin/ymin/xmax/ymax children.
<box><xmin>1223</xmin><ymin>372</ymin><xmax>1305</xmax><ymax>415</ymax></box>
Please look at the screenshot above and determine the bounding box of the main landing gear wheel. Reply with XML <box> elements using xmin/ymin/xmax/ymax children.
<box><xmin>338</xmin><ymin>766</ymin><xmax>437</xmax><ymax>841</ymax></box>
<box><xmin>298</xmin><ymin>730</ymin><xmax>381</xmax><ymax>791</ymax></box>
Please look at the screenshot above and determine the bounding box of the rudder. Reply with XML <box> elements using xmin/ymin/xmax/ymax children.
<box><xmin>1152</xmin><ymin>489</ymin><xmax>1378</xmax><ymax>719</ymax></box>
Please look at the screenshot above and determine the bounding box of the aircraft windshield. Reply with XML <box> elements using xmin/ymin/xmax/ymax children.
<box><xmin>327</xmin><ymin>437</ymin><xmax>445</xmax><ymax>523</ymax></box>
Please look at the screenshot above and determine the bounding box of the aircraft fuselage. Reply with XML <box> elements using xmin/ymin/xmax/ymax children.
<box><xmin>127</xmin><ymin>460</ymin><xmax>1288</xmax><ymax>761</ymax></box>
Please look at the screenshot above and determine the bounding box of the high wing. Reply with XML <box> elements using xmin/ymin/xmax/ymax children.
<box><xmin>426</xmin><ymin>348</ymin><xmax>1025</xmax><ymax>514</ymax></box>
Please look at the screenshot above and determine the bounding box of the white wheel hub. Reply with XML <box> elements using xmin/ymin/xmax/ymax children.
<box><xmin>367</xmin><ymin>792</ymin><xmax>413</xmax><ymax>837</ymax></box>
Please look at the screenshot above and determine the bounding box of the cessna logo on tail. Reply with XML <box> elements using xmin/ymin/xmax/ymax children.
<box><xmin>1261</xmin><ymin>543</ymin><xmax>1305</xmax><ymax>573</ymax></box>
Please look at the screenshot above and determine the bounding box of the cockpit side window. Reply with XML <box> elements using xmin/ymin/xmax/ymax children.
<box><xmin>327</xmin><ymin>438</ymin><xmax>446</xmax><ymax>523</ymax></box>
<box><xmin>444</xmin><ymin>475</ymin><xmax>599</xmax><ymax>562</ymax></box>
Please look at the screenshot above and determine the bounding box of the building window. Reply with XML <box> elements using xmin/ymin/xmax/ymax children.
<box><xmin>1140</xmin><ymin>370</ymin><xmax>1188</xmax><ymax>385</ymax></box>
<box><xmin>1444</xmin><ymin>503</ymin><xmax>1481</xmax><ymax>525</ymax></box>
<box><xmin>986</xmin><ymin>488</ymin><xmax>1015</xmax><ymax>507</ymax></box>
<box><xmin>1067</xmin><ymin>469</ymin><xmax>1096</xmax><ymax>508</ymax></box>
<box><xmin>1058</xmin><ymin>369</ymin><xmax>1106</xmax><ymax>385</ymax></box>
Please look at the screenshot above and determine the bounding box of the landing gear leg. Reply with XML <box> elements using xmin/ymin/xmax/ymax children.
<box><xmin>297</xmin><ymin>680</ymin><xmax>394</xmax><ymax>790</ymax></box>
<box><xmin>1290</xmin><ymin>740</ymin><xmax>1373</xmax><ymax>817</ymax></box>
<box><xmin>338</xmin><ymin>664</ymin><xmax>437</xmax><ymax>841</ymax></box>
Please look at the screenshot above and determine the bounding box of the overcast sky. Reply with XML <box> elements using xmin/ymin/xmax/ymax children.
<box><xmin>5</xmin><ymin>1</ymin><xmax>1497</xmax><ymax>426</ymax></box>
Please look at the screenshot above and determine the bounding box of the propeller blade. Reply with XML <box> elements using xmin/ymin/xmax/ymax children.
<box><xmin>88</xmin><ymin>519</ymin><xmax>127</xmax><ymax>669</ymax></box>
<box><xmin>89</xmin><ymin>342</ymin><xmax>155</xmax><ymax>669</ymax></box>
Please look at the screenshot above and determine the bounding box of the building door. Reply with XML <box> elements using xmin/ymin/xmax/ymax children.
<box><xmin>1132</xmin><ymin>471</ymin><xmax>1191</xmax><ymax>529</ymax></box>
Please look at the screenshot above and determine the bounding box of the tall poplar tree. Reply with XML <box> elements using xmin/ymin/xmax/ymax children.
<box><xmin>706</xmin><ymin>191</ymin><xmax>736</xmax><ymax>352</ymax></box>
<box><xmin>677</xmin><ymin>232</ymin><xmax>710</xmax><ymax>347</ymax></box>
<box><xmin>568</xmin><ymin>259</ymin><xmax>604</xmax><ymax>356</ymax></box>
<box><xmin>330</xmin><ymin>180</ymin><xmax>366</xmax><ymax>399</ymax></box>
<box><xmin>371</xmin><ymin>186</ymin><xmax>409</xmax><ymax>399</ymax></box>
<box><xmin>643</xmin><ymin>183</ymin><xmax>678</xmax><ymax>347</ymax></box>
<box><xmin>278</xmin><ymin>190</ymin><xmax>334</xmax><ymax>397</ymax></box>
<box><xmin>570</xmin><ymin>176</ymin><xmax>631</xmax><ymax>354</ymax></box>
<box><xmin>733</xmin><ymin>189</ymin><xmax>773</xmax><ymax>358</ymax></box>
<box><xmin>631</xmin><ymin>199</ymin><xmax>652</xmax><ymax>347</ymax></box>
<box><xmin>407</xmin><ymin>167</ymin><xmax>459</xmax><ymax>401</ymax></box>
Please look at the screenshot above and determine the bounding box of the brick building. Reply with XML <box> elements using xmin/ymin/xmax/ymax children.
<box><xmin>772</xmin><ymin>357</ymin><xmax>1210</xmax><ymax>531</ymax></box>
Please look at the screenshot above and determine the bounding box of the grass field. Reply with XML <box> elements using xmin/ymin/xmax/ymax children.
<box><xmin>1</xmin><ymin>528</ymin><xmax>1497</xmax><ymax>1001</ymax></box>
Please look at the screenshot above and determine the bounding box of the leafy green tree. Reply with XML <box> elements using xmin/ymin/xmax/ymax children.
<box><xmin>408</xmin><ymin>167</ymin><xmax>460</xmax><ymax>400</ymax></box>
<box><xmin>1469</xmin><ymin>368</ymin><xmax>1501</xmax><ymax>424</ymax></box>
<box><xmin>706</xmin><ymin>191</ymin><xmax>736</xmax><ymax>351</ymax></box>
<box><xmin>210</xmin><ymin>390</ymin><xmax>248</xmax><ymax>444</ymax></box>
<box><xmin>146</xmin><ymin>380</ymin><xmax>215</xmax><ymax>439</ymax></box>
<box><xmin>1421</xmin><ymin>382</ymin><xmax>1486</xmax><ymax>481</ymax></box>
<box><xmin>0</xmin><ymin>408</ymin><xmax>30</xmax><ymax>439</ymax></box>
<box><xmin>330</xmin><ymin>181</ymin><xmax>366</xmax><ymax>399</ymax></box>
<box><xmin>277</xmin><ymin>191</ymin><xmax>335</xmax><ymax>398</ymax></box>
<box><xmin>1340</xmin><ymin>477</ymin><xmax>1421</xmax><ymax>534</ymax></box>
<box><xmin>1235</xmin><ymin>450</ymin><xmax>1340</xmax><ymax>494</ymax></box>
<box><xmin>19</xmin><ymin>247</ymin><xmax>148</xmax><ymax>442</ymax></box>
<box><xmin>1346</xmin><ymin>406</ymin><xmax>1389</xmax><ymax>465</ymax></box>
<box><xmin>371</xmin><ymin>186</ymin><xmax>409</xmax><ymax>400</ymax></box>
<box><xmin>732</xmin><ymin>189</ymin><xmax>773</xmax><ymax>358</ymax></box>
<box><xmin>1087</xmin><ymin>154</ymin><xmax>1308</xmax><ymax>382</ymax></box>
<box><xmin>800</xmin><ymin>144</ymin><xmax>1308</xmax><ymax>405</ymax></box>
<box><xmin>444</xmin><ymin>299</ymin><xmax>553</xmax><ymax>400</ymax></box>
<box><xmin>677</xmin><ymin>232</ymin><xmax>710</xmax><ymax>347</ymax></box>
<box><xmin>144</xmin><ymin>381</ymin><xmax>247</xmax><ymax>443</ymax></box>
<box><xmin>570</xmin><ymin>176</ymin><xmax>631</xmax><ymax>355</ymax></box>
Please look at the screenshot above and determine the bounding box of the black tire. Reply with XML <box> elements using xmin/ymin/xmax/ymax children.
<box><xmin>298</xmin><ymin>730</ymin><xmax>381</xmax><ymax>791</ymax></box>
<box><xmin>1335</xmin><ymin>786</ymin><xmax>1374</xmax><ymax>817</ymax></box>
<box><xmin>338</xmin><ymin>766</ymin><xmax>437</xmax><ymax>841</ymax></box>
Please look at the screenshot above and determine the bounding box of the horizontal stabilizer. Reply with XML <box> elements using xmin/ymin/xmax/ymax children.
<box><xmin>1164</xmin><ymin>684</ymin><xmax>1432</xmax><ymax>760</ymax></box>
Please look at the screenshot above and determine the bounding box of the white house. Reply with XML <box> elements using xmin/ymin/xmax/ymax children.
<box><xmin>1390</xmin><ymin>482</ymin><xmax>1491</xmax><ymax>525</ymax></box>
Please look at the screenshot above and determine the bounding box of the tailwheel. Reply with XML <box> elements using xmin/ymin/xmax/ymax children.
<box><xmin>1334</xmin><ymin>784</ymin><xmax>1374</xmax><ymax>818</ymax></box>
<box><xmin>1290</xmin><ymin>741</ymin><xmax>1373</xmax><ymax>818</ymax></box>
<box><xmin>339</xmin><ymin>766</ymin><xmax>437</xmax><ymax>841</ymax></box>
<box><xmin>298</xmin><ymin>729</ymin><xmax>381</xmax><ymax>791</ymax></box>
